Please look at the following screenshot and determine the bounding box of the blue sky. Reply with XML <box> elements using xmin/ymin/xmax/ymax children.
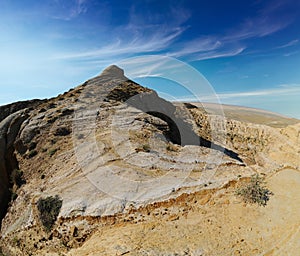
<box><xmin>0</xmin><ymin>0</ymin><xmax>300</xmax><ymax>118</ymax></box>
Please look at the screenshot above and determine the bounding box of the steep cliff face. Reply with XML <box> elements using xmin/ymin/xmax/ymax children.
<box><xmin>0</xmin><ymin>110</ymin><xmax>29</xmax><ymax>223</ymax></box>
<box><xmin>0</xmin><ymin>66</ymin><xmax>299</xmax><ymax>255</ymax></box>
<box><xmin>0</xmin><ymin>99</ymin><xmax>45</xmax><ymax>224</ymax></box>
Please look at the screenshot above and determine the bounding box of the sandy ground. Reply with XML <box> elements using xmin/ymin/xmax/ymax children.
<box><xmin>67</xmin><ymin>168</ymin><xmax>300</xmax><ymax>256</ymax></box>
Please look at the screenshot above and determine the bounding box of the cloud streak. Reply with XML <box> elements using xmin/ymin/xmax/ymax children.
<box><xmin>172</xmin><ymin>1</ymin><xmax>294</xmax><ymax>61</ymax></box>
<box><xmin>51</xmin><ymin>0</ymin><xmax>88</xmax><ymax>21</ymax></box>
<box><xmin>217</xmin><ymin>84</ymin><xmax>300</xmax><ymax>99</ymax></box>
<box><xmin>172</xmin><ymin>84</ymin><xmax>300</xmax><ymax>102</ymax></box>
<box><xmin>174</xmin><ymin>84</ymin><xmax>300</xmax><ymax>102</ymax></box>
<box><xmin>173</xmin><ymin>45</ymin><xmax>246</xmax><ymax>61</ymax></box>
<box><xmin>55</xmin><ymin>0</ymin><xmax>295</xmax><ymax>63</ymax></box>
<box><xmin>57</xmin><ymin>27</ymin><xmax>185</xmax><ymax>60</ymax></box>
<box><xmin>276</xmin><ymin>39</ymin><xmax>299</xmax><ymax>49</ymax></box>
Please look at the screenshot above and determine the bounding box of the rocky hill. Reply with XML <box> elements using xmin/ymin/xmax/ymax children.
<box><xmin>0</xmin><ymin>66</ymin><xmax>299</xmax><ymax>255</ymax></box>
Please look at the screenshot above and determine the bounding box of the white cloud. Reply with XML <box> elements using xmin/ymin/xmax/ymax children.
<box><xmin>171</xmin><ymin>37</ymin><xmax>222</xmax><ymax>57</ymax></box>
<box><xmin>175</xmin><ymin>84</ymin><xmax>300</xmax><ymax>102</ymax></box>
<box><xmin>70</xmin><ymin>0</ymin><xmax>88</xmax><ymax>18</ymax></box>
<box><xmin>190</xmin><ymin>47</ymin><xmax>246</xmax><ymax>61</ymax></box>
<box><xmin>276</xmin><ymin>39</ymin><xmax>299</xmax><ymax>49</ymax></box>
<box><xmin>224</xmin><ymin>0</ymin><xmax>293</xmax><ymax>41</ymax></box>
<box><xmin>224</xmin><ymin>17</ymin><xmax>290</xmax><ymax>41</ymax></box>
<box><xmin>55</xmin><ymin>0</ymin><xmax>295</xmax><ymax>62</ymax></box>
<box><xmin>51</xmin><ymin>0</ymin><xmax>88</xmax><ymax>21</ymax></box>
<box><xmin>116</xmin><ymin>55</ymin><xmax>186</xmax><ymax>78</ymax></box>
<box><xmin>217</xmin><ymin>85</ymin><xmax>300</xmax><ymax>99</ymax></box>
<box><xmin>57</xmin><ymin>27</ymin><xmax>185</xmax><ymax>60</ymax></box>
<box><xmin>170</xmin><ymin>37</ymin><xmax>245</xmax><ymax>60</ymax></box>
<box><xmin>283</xmin><ymin>51</ymin><xmax>299</xmax><ymax>57</ymax></box>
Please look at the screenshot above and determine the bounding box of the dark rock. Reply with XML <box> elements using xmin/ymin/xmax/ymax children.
<box><xmin>0</xmin><ymin>110</ymin><xmax>29</xmax><ymax>224</ymax></box>
<box><xmin>54</xmin><ymin>127</ymin><xmax>71</xmax><ymax>136</ymax></box>
<box><xmin>60</xmin><ymin>108</ymin><xmax>74</xmax><ymax>117</ymax></box>
<box><xmin>0</xmin><ymin>99</ymin><xmax>43</xmax><ymax>123</ymax></box>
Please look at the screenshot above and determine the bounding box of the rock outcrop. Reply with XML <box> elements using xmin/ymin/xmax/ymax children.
<box><xmin>0</xmin><ymin>110</ymin><xmax>29</xmax><ymax>223</ymax></box>
<box><xmin>0</xmin><ymin>65</ymin><xmax>299</xmax><ymax>255</ymax></box>
<box><xmin>0</xmin><ymin>99</ymin><xmax>42</xmax><ymax>123</ymax></box>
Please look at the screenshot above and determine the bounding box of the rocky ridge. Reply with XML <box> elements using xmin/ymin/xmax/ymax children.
<box><xmin>0</xmin><ymin>65</ymin><xmax>299</xmax><ymax>255</ymax></box>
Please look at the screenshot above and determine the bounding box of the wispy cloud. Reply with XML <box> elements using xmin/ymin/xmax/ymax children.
<box><xmin>169</xmin><ymin>37</ymin><xmax>240</xmax><ymax>60</ymax></box>
<box><xmin>283</xmin><ymin>51</ymin><xmax>299</xmax><ymax>57</ymax></box>
<box><xmin>226</xmin><ymin>0</ymin><xmax>295</xmax><ymax>41</ymax></box>
<box><xmin>55</xmin><ymin>3</ymin><xmax>190</xmax><ymax>61</ymax></box>
<box><xmin>51</xmin><ymin>0</ymin><xmax>88</xmax><ymax>21</ymax></box>
<box><xmin>69</xmin><ymin>0</ymin><xmax>88</xmax><ymax>19</ymax></box>
<box><xmin>224</xmin><ymin>16</ymin><xmax>290</xmax><ymax>41</ymax></box>
<box><xmin>55</xmin><ymin>0</ymin><xmax>295</xmax><ymax>62</ymax></box>
<box><xmin>170</xmin><ymin>37</ymin><xmax>222</xmax><ymax>57</ymax></box>
<box><xmin>175</xmin><ymin>84</ymin><xmax>300</xmax><ymax>102</ymax></box>
<box><xmin>57</xmin><ymin>27</ymin><xmax>185</xmax><ymax>60</ymax></box>
<box><xmin>169</xmin><ymin>0</ymin><xmax>294</xmax><ymax>61</ymax></box>
<box><xmin>187</xmin><ymin>47</ymin><xmax>246</xmax><ymax>61</ymax></box>
<box><xmin>217</xmin><ymin>84</ymin><xmax>300</xmax><ymax>99</ymax></box>
<box><xmin>276</xmin><ymin>39</ymin><xmax>299</xmax><ymax>49</ymax></box>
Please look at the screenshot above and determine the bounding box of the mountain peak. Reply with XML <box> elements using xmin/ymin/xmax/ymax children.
<box><xmin>100</xmin><ymin>65</ymin><xmax>125</xmax><ymax>79</ymax></box>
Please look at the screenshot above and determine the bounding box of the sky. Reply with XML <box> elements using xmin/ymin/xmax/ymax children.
<box><xmin>0</xmin><ymin>0</ymin><xmax>300</xmax><ymax>118</ymax></box>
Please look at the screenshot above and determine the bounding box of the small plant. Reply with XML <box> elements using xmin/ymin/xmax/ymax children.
<box><xmin>12</xmin><ymin>236</ymin><xmax>20</xmax><ymax>247</ymax></box>
<box><xmin>142</xmin><ymin>144</ymin><xmax>150</xmax><ymax>152</ymax></box>
<box><xmin>166</xmin><ymin>143</ymin><xmax>178</xmax><ymax>152</ymax></box>
<box><xmin>47</xmin><ymin>116</ymin><xmax>58</xmax><ymax>124</ymax></box>
<box><xmin>54</xmin><ymin>127</ymin><xmax>71</xmax><ymax>136</ymax></box>
<box><xmin>48</xmin><ymin>148</ymin><xmax>58</xmax><ymax>157</ymax></box>
<box><xmin>28</xmin><ymin>150</ymin><xmax>38</xmax><ymax>158</ymax></box>
<box><xmin>9</xmin><ymin>169</ymin><xmax>25</xmax><ymax>202</ymax></box>
<box><xmin>76</xmin><ymin>133</ymin><xmax>84</xmax><ymax>140</ymax></box>
<box><xmin>60</xmin><ymin>108</ymin><xmax>74</xmax><ymax>116</ymax></box>
<box><xmin>48</xmin><ymin>103</ymin><xmax>56</xmax><ymax>109</ymax></box>
<box><xmin>11</xmin><ymin>192</ymin><xmax>18</xmax><ymax>201</ymax></box>
<box><xmin>28</xmin><ymin>141</ymin><xmax>37</xmax><ymax>151</ymax></box>
<box><xmin>235</xmin><ymin>174</ymin><xmax>273</xmax><ymax>207</ymax></box>
<box><xmin>0</xmin><ymin>247</ymin><xmax>5</xmax><ymax>256</ymax></box>
<box><xmin>10</xmin><ymin>169</ymin><xmax>25</xmax><ymax>188</ymax></box>
<box><xmin>38</xmin><ymin>108</ymin><xmax>46</xmax><ymax>113</ymax></box>
<box><xmin>37</xmin><ymin>195</ymin><xmax>62</xmax><ymax>232</ymax></box>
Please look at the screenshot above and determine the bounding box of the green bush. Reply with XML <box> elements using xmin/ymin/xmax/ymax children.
<box><xmin>48</xmin><ymin>148</ymin><xmax>58</xmax><ymax>157</ymax></box>
<box><xmin>11</xmin><ymin>192</ymin><xmax>18</xmax><ymax>201</ymax></box>
<box><xmin>54</xmin><ymin>127</ymin><xmax>71</xmax><ymax>136</ymax></box>
<box><xmin>12</xmin><ymin>237</ymin><xmax>20</xmax><ymax>247</ymax></box>
<box><xmin>235</xmin><ymin>174</ymin><xmax>273</xmax><ymax>206</ymax></box>
<box><xmin>28</xmin><ymin>150</ymin><xmax>38</xmax><ymax>158</ymax></box>
<box><xmin>28</xmin><ymin>141</ymin><xmax>37</xmax><ymax>151</ymax></box>
<box><xmin>166</xmin><ymin>143</ymin><xmax>178</xmax><ymax>152</ymax></box>
<box><xmin>9</xmin><ymin>169</ymin><xmax>26</xmax><ymax>202</ymax></box>
<box><xmin>0</xmin><ymin>247</ymin><xmax>6</xmax><ymax>256</ymax></box>
<box><xmin>142</xmin><ymin>144</ymin><xmax>150</xmax><ymax>152</ymax></box>
<box><xmin>37</xmin><ymin>195</ymin><xmax>62</xmax><ymax>232</ymax></box>
<box><xmin>10</xmin><ymin>169</ymin><xmax>25</xmax><ymax>188</ymax></box>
